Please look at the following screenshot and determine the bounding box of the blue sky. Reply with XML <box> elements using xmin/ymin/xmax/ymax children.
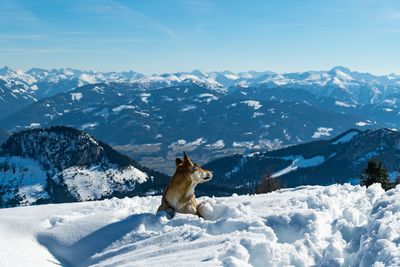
<box><xmin>1</xmin><ymin>0</ymin><xmax>400</xmax><ymax>74</ymax></box>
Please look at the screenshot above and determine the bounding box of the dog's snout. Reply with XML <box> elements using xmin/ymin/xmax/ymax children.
<box><xmin>203</xmin><ymin>171</ymin><xmax>213</xmax><ymax>180</ymax></box>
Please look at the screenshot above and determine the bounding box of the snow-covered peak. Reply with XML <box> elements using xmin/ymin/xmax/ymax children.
<box><xmin>2</xmin><ymin>66</ymin><xmax>400</xmax><ymax>105</ymax></box>
<box><xmin>0</xmin><ymin>66</ymin><xmax>37</xmax><ymax>85</ymax></box>
<box><xmin>329</xmin><ymin>66</ymin><xmax>352</xmax><ymax>75</ymax></box>
<box><xmin>329</xmin><ymin>68</ymin><xmax>353</xmax><ymax>82</ymax></box>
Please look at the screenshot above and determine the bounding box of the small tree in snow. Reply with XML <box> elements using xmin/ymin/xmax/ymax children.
<box><xmin>256</xmin><ymin>173</ymin><xmax>281</xmax><ymax>194</ymax></box>
<box><xmin>360</xmin><ymin>160</ymin><xmax>392</xmax><ymax>191</ymax></box>
<box><xmin>394</xmin><ymin>170</ymin><xmax>400</xmax><ymax>188</ymax></box>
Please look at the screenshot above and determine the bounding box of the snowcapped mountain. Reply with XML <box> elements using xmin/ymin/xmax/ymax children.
<box><xmin>1</xmin><ymin>65</ymin><xmax>400</xmax><ymax>104</ymax></box>
<box><xmin>0</xmin><ymin>126</ymin><xmax>169</xmax><ymax>208</ymax></box>
<box><xmin>1</xmin><ymin>183</ymin><xmax>399</xmax><ymax>266</ymax></box>
<box><xmin>26</xmin><ymin>68</ymin><xmax>144</xmax><ymax>98</ymax></box>
<box><xmin>1</xmin><ymin>65</ymin><xmax>400</xmax><ymax>124</ymax></box>
<box><xmin>0</xmin><ymin>82</ymin><xmax>371</xmax><ymax>174</ymax></box>
<box><xmin>0</xmin><ymin>68</ymin><xmax>37</xmax><ymax>119</ymax></box>
<box><xmin>2</xmin><ymin>66</ymin><xmax>400</xmax><ymax>173</ymax></box>
<box><xmin>204</xmin><ymin>128</ymin><xmax>400</xmax><ymax>194</ymax></box>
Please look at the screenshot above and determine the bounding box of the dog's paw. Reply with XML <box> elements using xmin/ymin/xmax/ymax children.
<box><xmin>197</xmin><ymin>201</ymin><xmax>214</xmax><ymax>220</ymax></box>
<box><xmin>157</xmin><ymin>209</ymin><xmax>176</xmax><ymax>220</ymax></box>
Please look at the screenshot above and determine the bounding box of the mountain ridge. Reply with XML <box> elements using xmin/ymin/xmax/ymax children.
<box><xmin>0</xmin><ymin>126</ymin><xmax>170</xmax><ymax>207</ymax></box>
<box><xmin>204</xmin><ymin>128</ymin><xmax>400</xmax><ymax>194</ymax></box>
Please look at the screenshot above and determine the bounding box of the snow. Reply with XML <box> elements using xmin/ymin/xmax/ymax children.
<box><xmin>206</xmin><ymin>140</ymin><xmax>225</xmax><ymax>149</ymax></box>
<box><xmin>241</xmin><ymin>100</ymin><xmax>262</xmax><ymax>110</ymax></box>
<box><xmin>198</xmin><ymin>93</ymin><xmax>218</xmax><ymax>103</ymax></box>
<box><xmin>272</xmin><ymin>155</ymin><xmax>325</xmax><ymax>178</ymax></box>
<box><xmin>312</xmin><ymin>127</ymin><xmax>333</xmax><ymax>138</ymax></box>
<box><xmin>2</xmin><ymin>184</ymin><xmax>400</xmax><ymax>266</ymax></box>
<box><xmin>332</xmin><ymin>130</ymin><xmax>359</xmax><ymax>145</ymax></box>
<box><xmin>70</xmin><ymin>92</ymin><xmax>83</xmax><ymax>101</ymax></box>
<box><xmin>180</xmin><ymin>105</ymin><xmax>197</xmax><ymax>112</ymax></box>
<box><xmin>112</xmin><ymin>105</ymin><xmax>136</xmax><ymax>113</ymax></box>
<box><xmin>224</xmin><ymin>73</ymin><xmax>240</xmax><ymax>80</ymax></box>
<box><xmin>333</xmin><ymin>69</ymin><xmax>353</xmax><ymax>82</ymax></box>
<box><xmin>335</xmin><ymin>101</ymin><xmax>356</xmax><ymax>108</ymax></box>
<box><xmin>78</xmin><ymin>74</ymin><xmax>97</xmax><ymax>86</ymax></box>
<box><xmin>62</xmin><ymin>165</ymin><xmax>148</xmax><ymax>201</ymax></box>
<box><xmin>252</xmin><ymin>112</ymin><xmax>265</xmax><ymax>118</ymax></box>
<box><xmin>140</xmin><ymin>93</ymin><xmax>151</xmax><ymax>103</ymax></box>
<box><xmin>168</xmin><ymin>138</ymin><xmax>207</xmax><ymax>154</ymax></box>
<box><xmin>29</xmin><ymin>122</ymin><xmax>41</xmax><ymax>128</ymax></box>
<box><xmin>355</xmin><ymin>121</ymin><xmax>375</xmax><ymax>127</ymax></box>
<box><xmin>81</xmin><ymin>123</ymin><xmax>98</xmax><ymax>130</ymax></box>
<box><xmin>0</xmin><ymin>156</ymin><xmax>49</xmax><ymax>205</ymax></box>
<box><xmin>233</xmin><ymin>141</ymin><xmax>255</xmax><ymax>148</ymax></box>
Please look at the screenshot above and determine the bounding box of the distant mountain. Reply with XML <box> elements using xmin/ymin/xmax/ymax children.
<box><xmin>204</xmin><ymin>128</ymin><xmax>400</xmax><ymax>194</ymax></box>
<box><xmin>0</xmin><ymin>83</ymin><xmax>373</xmax><ymax>174</ymax></box>
<box><xmin>26</xmin><ymin>68</ymin><xmax>144</xmax><ymax>98</ymax></box>
<box><xmin>0</xmin><ymin>67</ymin><xmax>37</xmax><ymax>119</ymax></box>
<box><xmin>2</xmin><ymin>66</ymin><xmax>400</xmax><ymax>173</ymax></box>
<box><xmin>1</xmin><ymin>65</ymin><xmax>400</xmax><ymax>107</ymax></box>
<box><xmin>0</xmin><ymin>126</ymin><xmax>170</xmax><ymax>208</ymax></box>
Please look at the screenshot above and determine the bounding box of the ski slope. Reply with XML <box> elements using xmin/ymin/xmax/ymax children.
<box><xmin>1</xmin><ymin>184</ymin><xmax>399</xmax><ymax>266</ymax></box>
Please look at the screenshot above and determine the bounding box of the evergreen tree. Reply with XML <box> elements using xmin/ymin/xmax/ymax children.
<box><xmin>360</xmin><ymin>160</ymin><xmax>392</xmax><ymax>190</ymax></box>
<box><xmin>256</xmin><ymin>173</ymin><xmax>281</xmax><ymax>194</ymax></box>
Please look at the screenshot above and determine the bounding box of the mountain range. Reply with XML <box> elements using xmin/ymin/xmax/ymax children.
<box><xmin>1</xmin><ymin>126</ymin><xmax>399</xmax><ymax>208</ymax></box>
<box><xmin>1</xmin><ymin>66</ymin><xmax>400</xmax><ymax>173</ymax></box>
<box><xmin>204</xmin><ymin>128</ymin><xmax>400</xmax><ymax>194</ymax></box>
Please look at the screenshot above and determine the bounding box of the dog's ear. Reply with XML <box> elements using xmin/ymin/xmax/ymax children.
<box><xmin>175</xmin><ymin>158</ymin><xmax>183</xmax><ymax>167</ymax></box>
<box><xmin>182</xmin><ymin>151</ymin><xmax>193</xmax><ymax>166</ymax></box>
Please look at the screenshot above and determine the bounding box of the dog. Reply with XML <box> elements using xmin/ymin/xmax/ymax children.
<box><xmin>157</xmin><ymin>152</ymin><xmax>213</xmax><ymax>218</ymax></box>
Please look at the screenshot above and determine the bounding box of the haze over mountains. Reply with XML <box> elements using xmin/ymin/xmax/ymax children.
<box><xmin>1</xmin><ymin>66</ymin><xmax>400</xmax><ymax>173</ymax></box>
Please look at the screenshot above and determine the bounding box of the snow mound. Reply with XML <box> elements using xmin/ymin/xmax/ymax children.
<box><xmin>1</xmin><ymin>184</ymin><xmax>400</xmax><ymax>266</ymax></box>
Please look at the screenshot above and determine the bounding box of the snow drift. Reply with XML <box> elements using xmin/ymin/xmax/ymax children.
<box><xmin>0</xmin><ymin>183</ymin><xmax>399</xmax><ymax>266</ymax></box>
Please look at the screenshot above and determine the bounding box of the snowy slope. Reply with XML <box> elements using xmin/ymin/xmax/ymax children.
<box><xmin>0</xmin><ymin>126</ymin><xmax>169</xmax><ymax>207</ymax></box>
<box><xmin>1</xmin><ymin>183</ymin><xmax>399</xmax><ymax>266</ymax></box>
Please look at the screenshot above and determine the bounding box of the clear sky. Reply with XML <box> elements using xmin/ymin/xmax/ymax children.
<box><xmin>1</xmin><ymin>0</ymin><xmax>400</xmax><ymax>74</ymax></box>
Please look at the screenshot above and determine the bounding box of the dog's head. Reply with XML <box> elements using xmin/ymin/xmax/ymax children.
<box><xmin>175</xmin><ymin>152</ymin><xmax>213</xmax><ymax>184</ymax></box>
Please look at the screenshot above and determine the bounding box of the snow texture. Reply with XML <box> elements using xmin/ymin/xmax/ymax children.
<box><xmin>62</xmin><ymin>165</ymin><xmax>148</xmax><ymax>201</ymax></box>
<box><xmin>1</xmin><ymin>184</ymin><xmax>399</xmax><ymax>267</ymax></box>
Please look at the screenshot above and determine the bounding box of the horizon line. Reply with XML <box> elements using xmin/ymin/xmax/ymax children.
<box><xmin>1</xmin><ymin>65</ymin><xmax>399</xmax><ymax>77</ymax></box>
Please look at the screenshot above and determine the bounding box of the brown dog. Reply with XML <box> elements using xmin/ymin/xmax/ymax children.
<box><xmin>157</xmin><ymin>152</ymin><xmax>213</xmax><ymax>218</ymax></box>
